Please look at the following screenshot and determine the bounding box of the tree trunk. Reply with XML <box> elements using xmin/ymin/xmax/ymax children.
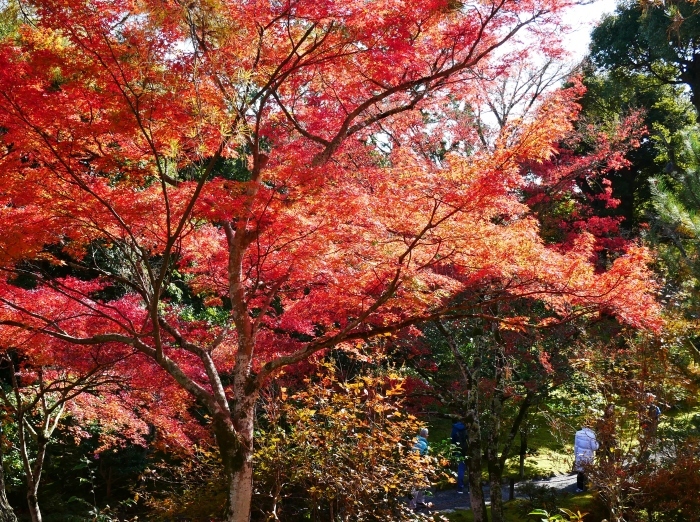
<box><xmin>0</xmin><ymin>451</ymin><xmax>17</xmax><ymax>522</ymax></box>
<box><xmin>466</xmin><ymin>430</ymin><xmax>486</xmax><ymax>522</ymax></box>
<box><xmin>215</xmin><ymin>388</ymin><xmax>257</xmax><ymax>522</ymax></box>
<box><xmin>228</xmin><ymin>458</ymin><xmax>254</xmax><ymax>522</ymax></box>
<box><xmin>489</xmin><ymin>473</ymin><xmax>503</xmax><ymax>522</ymax></box>
<box><xmin>487</xmin><ymin>342</ymin><xmax>505</xmax><ymax>522</ymax></box>
<box><xmin>25</xmin><ymin>441</ymin><xmax>46</xmax><ymax>522</ymax></box>
<box><xmin>487</xmin><ymin>394</ymin><xmax>533</xmax><ymax>522</ymax></box>
<box><xmin>16</xmin><ymin>420</ymin><xmax>44</xmax><ymax>522</ymax></box>
<box><xmin>487</xmin><ymin>391</ymin><xmax>504</xmax><ymax>522</ymax></box>
<box><xmin>519</xmin><ymin>430</ymin><xmax>527</xmax><ymax>480</ymax></box>
<box><xmin>466</xmin><ymin>345</ymin><xmax>486</xmax><ymax>522</ymax></box>
<box><xmin>26</xmin><ymin>492</ymin><xmax>41</xmax><ymax>522</ymax></box>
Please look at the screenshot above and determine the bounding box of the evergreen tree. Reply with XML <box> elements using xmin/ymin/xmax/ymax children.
<box><xmin>578</xmin><ymin>63</ymin><xmax>696</xmax><ymax>229</ymax></box>
<box><xmin>650</xmin><ymin>131</ymin><xmax>700</xmax><ymax>312</ymax></box>
<box><xmin>590</xmin><ymin>0</ymin><xmax>700</xmax><ymax>113</ymax></box>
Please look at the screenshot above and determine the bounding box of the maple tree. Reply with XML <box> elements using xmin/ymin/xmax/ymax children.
<box><xmin>0</xmin><ymin>361</ymin><xmax>150</xmax><ymax>522</ymax></box>
<box><xmin>403</xmin><ymin>320</ymin><xmax>542</xmax><ymax>522</ymax></box>
<box><xmin>0</xmin><ymin>0</ymin><xmax>662</xmax><ymax>519</ymax></box>
<box><xmin>388</xmin><ymin>66</ymin><xmax>655</xmax><ymax>522</ymax></box>
<box><xmin>394</xmin><ymin>312</ymin><xmax>616</xmax><ymax>522</ymax></box>
<box><xmin>0</xmin><ymin>325</ymin><xmax>154</xmax><ymax>522</ymax></box>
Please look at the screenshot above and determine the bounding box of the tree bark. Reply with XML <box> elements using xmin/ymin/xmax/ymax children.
<box><xmin>24</xmin><ymin>439</ymin><xmax>46</xmax><ymax>522</ymax></box>
<box><xmin>214</xmin><ymin>387</ymin><xmax>257</xmax><ymax>522</ymax></box>
<box><xmin>487</xmin><ymin>391</ymin><xmax>504</xmax><ymax>522</ymax></box>
<box><xmin>519</xmin><ymin>430</ymin><xmax>527</xmax><ymax>480</ymax></box>
<box><xmin>466</xmin><ymin>415</ymin><xmax>486</xmax><ymax>522</ymax></box>
<box><xmin>15</xmin><ymin>415</ymin><xmax>43</xmax><ymax>522</ymax></box>
<box><xmin>227</xmin><ymin>461</ymin><xmax>254</xmax><ymax>522</ymax></box>
<box><xmin>0</xmin><ymin>451</ymin><xmax>17</xmax><ymax>522</ymax></box>
<box><xmin>228</xmin><ymin>450</ymin><xmax>254</xmax><ymax>521</ymax></box>
<box><xmin>486</xmin><ymin>340</ymin><xmax>505</xmax><ymax>522</ymax></box>
<box><xmin>26</xmin><ymin>493</ymin><xmax>41</xmax><ymax>522</ymax></box>
<box><xmin>466</xmin><ymin>342</ymin><xmax>486</xmax><ymax>522</ymax></box>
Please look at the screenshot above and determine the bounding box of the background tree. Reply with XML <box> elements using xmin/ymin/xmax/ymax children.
<box><xmin>571</xmin><ymin>326</ymin><xmax>700</xmax><ymax>522</ymax></box>
<box><xmin>650</xmin><ymin>132</ymin><xmax>700</xmax><ymax>312</ymax></box>
<box><xmin>578</xmin><ymin>64</ymin><xmax>696</xmax><ymax>230</ymax></box>
<box><xmin>1</xmin><ymin>367</ymin><xmax>146</xmax><ymax>522</ymax></box>
<box><xmin>581</xmin><ymin>5</ymin><xmax>700</xmax><ymax>519</ymax></box>
<box><xmin>254</xmin><ymin>368</ymin><xmax>432</xmax><ymax>522</ymax></box>
<box><xmin>0</xmin><ymin>334</ymin><xmax>148</xmax><ymax>522</ymax></box>
<box><xmin>590</xmin><ymin>0</ymin><xmax>700</xmax><ymax>114</ymax></box>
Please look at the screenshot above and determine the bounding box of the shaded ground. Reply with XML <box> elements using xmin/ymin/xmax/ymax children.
<box><xmin>416</xmin><ymin>473</ymin><xmax>579</xmax><ymax>512</ymax></box>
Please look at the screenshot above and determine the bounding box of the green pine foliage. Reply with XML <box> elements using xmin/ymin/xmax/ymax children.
<box><xmin>649</xmin><ymin>132</ymin><xmax>700</xmax><ymax>312</ymax></box>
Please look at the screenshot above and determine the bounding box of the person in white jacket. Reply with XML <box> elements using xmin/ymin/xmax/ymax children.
<box><xmin>574</xmin><ymin>425</ymin><xmax>599</xmax><ymax>492</ymax></box>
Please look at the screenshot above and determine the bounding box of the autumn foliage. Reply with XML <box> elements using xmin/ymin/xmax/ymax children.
<box><xmin>0</xmin><ymin>0</ymin><xmax>662</xmax><ymax>519</ymax></box>
<box><xmin>254</xmin><ymin>369</ymin><xmax>435</xmax><ymax>521</ymax></box>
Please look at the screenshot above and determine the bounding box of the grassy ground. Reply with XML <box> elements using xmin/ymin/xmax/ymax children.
<box><xmin>503</xmin><ymin>416</ymin><xmax>572</xmax><ymax>479</ymax></box>
<box><xmin>426</xmin><ymin>410</ymin><xmax>574</xmax><ymax>484</ymax></box>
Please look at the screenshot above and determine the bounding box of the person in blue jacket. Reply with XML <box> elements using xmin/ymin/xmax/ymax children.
<box><xmin>413</xmin><ymin>428</ymin><xmax>429</xmax><ymax>455</ymax></box>
<box><xmin>451</xmin><ymin>420</ymin><xmax>468</xmax><ymax>493</ymax></box>
<box><xmin>409</xmin><ymin>428</ymin><xmax>429</xmax><ymax>510</ymax></box>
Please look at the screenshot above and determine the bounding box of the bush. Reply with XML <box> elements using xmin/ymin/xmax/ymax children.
<box><xmin>517</xmin><ymin>482</ymin><xmax>559</xmax><ymax>517</ymax></box>
<box><xmin>253</xmin><ymin>367</ymin><xmax>442</xmax><ymax>521</ymax></box>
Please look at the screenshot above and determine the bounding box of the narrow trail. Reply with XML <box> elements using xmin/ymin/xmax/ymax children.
<box><xmin>416</xmin><ymin>473</ymin><xmax>579</xmax><ymax>512</ymax></box>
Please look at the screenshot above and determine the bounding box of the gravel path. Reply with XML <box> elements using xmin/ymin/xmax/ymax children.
<box><xmin>416</xmin><ymin>473</ymin><xmax>579</xmax><ymax>512</ymax></box>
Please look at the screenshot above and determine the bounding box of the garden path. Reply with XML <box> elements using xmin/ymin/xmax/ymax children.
<box><xmin>417</xmin><ymin>473</ymin><xmax>579</xmax><ymax>513</ymax></box>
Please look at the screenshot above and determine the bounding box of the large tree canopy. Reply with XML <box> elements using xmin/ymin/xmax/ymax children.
<box><xmin>590</xmin><ymin>0</ymin><xmax>700</xmax><ymax>113</ymax></box>
<box><xmin>0</xmin><ymin>0</ymin><xmax>660</xmax><ymax>520</ymax></box>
